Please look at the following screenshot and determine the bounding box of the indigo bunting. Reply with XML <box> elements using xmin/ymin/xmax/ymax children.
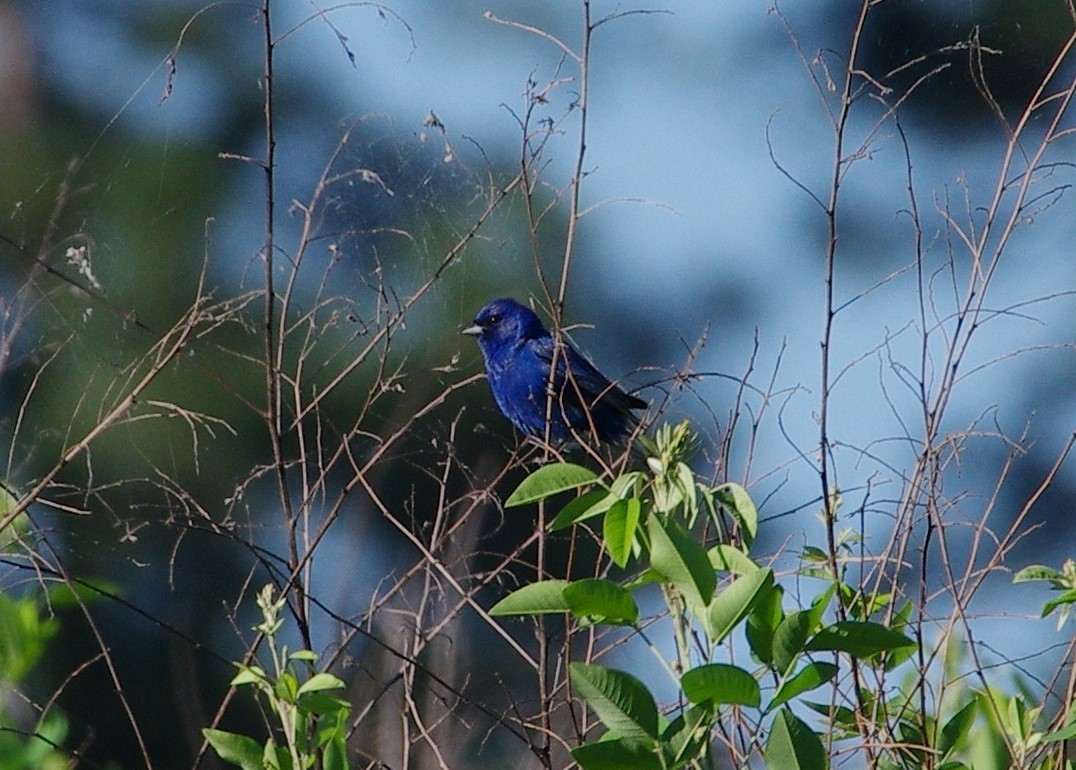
<box><xmin>462</xmin><ymin>297</ymin><xmax>645</xmax><ymax>443</ymax></box>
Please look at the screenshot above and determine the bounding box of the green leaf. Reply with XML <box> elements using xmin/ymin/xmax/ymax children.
<box><xmin>681</xmin><ymin>664</ymin><xmax>760</xmax><ymax>707</ymax></box>
<box><xmin>801</xmin><ymin>545</ymin><xmax>828</xmax><ymax>563</ymax></box>
<box><xmin>1005</xmin><ymin>694</ymin><xmax>1034</xmax><ymax>740</ymax></box>
<box><xmin>603</xmin><ymin>498</ymin><xmax>642</xmax><ymax>568</ymax></box>
<box><xmin>609</xmin><ymin>471</ymin><xmax>646</xmax><ymax>500</ymax></box>
<box><xmin>713</xmin><ymin>482</ymin><xmax>758</xmax><ymax>548</ymax></box>
<box><xmin>767</xmin><ymin>662</ymin><xmax>837</xmax><ymax>712</ymax></box>
<box><xmin>855</xmin><ymin>591</ymin><xmax>894</xmax><ymax>619</ymax></box>
<box><xmin>939</xmin><ymin>698</ymin><xmax>978</xmax><ymax>756</ymax></box>
<box><xmin>803</xmin><ymin>700</ymin><xmax>857</xmax><ymax>730</ymax></box>
<box><xmin>0</xmin><ymin>482</ymin><xmax>17</xmax><ymax>515</ymax></box>
<box><xmin>881</xmin><ymin>603</ymin><xmax>917</xmax><ymax>671</ymax></box>
<box><xmin>650</xmin><ymin>461</ymin><xmax>697</xmax><ymax>517</ymax></box>
<box><xmin>45</xmin><ymin>580</ymin><xmax>114</xmax><ymax>610</ymax></box>
<box><xmin>506</xmin><ymin>463</ymin><xmax>599</xmax><ymax>507</ymax></box>
<box><xmin>551</xmin><ymin>472</ymin><xmax>649</xmax><ymax>531</ymax></box>
<box><xmin>747</xmin><ymin>584</ymin><xmax>784</xmax><ymax>666</ymax></box>
<box><xmin>297</xmin><ymin>672</ymin><xmax>346</xmax><ymax>696</ymax></box>
<box><xmin>563</xmin><ymin>578</ymin><xmax>639</xmax><ymax>625</ymax></box>
<box><xmin>263</xmin><ymin>739</ymin><xmax>291</xmax><ymax>770</ymax></box>
<box><xmin>551</xmin><ymin>489</ymin><xmax>614</xmax><ymax>531</ymax></box>
<box><xmin>965</xmin><ymin>692</ymin><xmax>1011</xmax><ymax>765</ymax></box>
<box><xmin>315</xmin><ymin>710</ymin><xmax>347</xmax><ymax>749</ymax></box>
<box><xmin>202</xmin><ymin>728</ymin><xmax>264</xmax><ymax>770</ymax></box>
<box><xmin>676</xmin><ymin>462</ymin><xmax>698</xmax><ymax>517</ymax></box>
<box><xmin>807</xmin><ymin>584</ymin><xmax>836</xmax><ymax>629</ymax></box>
<box><xmin>764</xmin><ymin>708</ymin><xmax>828</xmax><ymax>770</ymax></box>
<box><xmin>647</xmin><ymin>514</ymin><xmax>715</xmax><ymax>610</ymax></box>
<box><xmin>299</xmin><ymin>693</ymin><xmax>352</xmax><ymax>716</ymax></box>
<box><xmin>706</xmin><ymin>568</ymin><xmax>774</xmax><ymax>644</ymax></box>
<box><xmin>661</xmin><ymin>703</ymin><xmax>713</xmax><ymax>769</ymax></box>
<box><xmin>806</xmin><ymin>621</ymin><xmax>916</xmax><ymax>659</ymax></box>
<box><xmin>323</xmin><ymin>734</ymin><xmax>349</xmax><ymax>770</ymax></box>
<box><xmin>288</xmin><ymin>649</ymin><xmax>319</xmax><ymax>663</ymax></box>
<box><xmin>652</xmin><ymin>482</ymin><xmax>680</xmax><ymax>514</ymax></box>
<box><xmin>0</xmin><ymin>482</ymin><xmax>30</xmax><ymax>552</ymax></box>
<box><xmin>0</xmin><ymin>593</ymin><xmax>57</xmax><ymax>683</ymax></box>
<box><xmin>898</xmin><ymin>720</ymin><xmax>927</xmax><ymax>765</ymax></box>
<box><xmin>275</xmin><ymin>671</ymin><xmax>299</xmax><ymax>703</ymax></box>
<box><xmin>489</xmin><ymin>580</ymin><xmax>571</xmax><ymax>616</ymax></box>
<box><xmin>1043</xmin><ymin>719</ymin><xmax>1076</xmax><ymax>743</ymax></box>
<box><xmin>1042</xmin><ymin>588</ymin><xmax>1076</xmax><ymax>616</ymax></box>
<box><xmin>230</xmin><ymin>666</ymin><xmax>267</xmax><ymax>687</ymax></box>
<box><xmin>623</xmin><ymin>569</ymin><xmax>664</xmax><ymax>591</ymax></box>
<box><xmin>708</xmin><ymin>543</ymin><xmax>759</xmax><ymax>575</ymax></box>
<box><xmin>572</xmin><ymin>737</ymin><xmax>663</xmax><ymax>770</ymax></box>
<box><xmin>772</xmin><ymin>611</ymin><xmax>814</xmax><ymax>676</ymax></box>
<box><xmin>570</xmin><ymin>662</ymin><xmax>659</xmax><ymax>744</ymax></box>
<box><xmin>1013</xmin><ymin>565</ymin><xmax>1065</xmax><ymax>584</ymax></box>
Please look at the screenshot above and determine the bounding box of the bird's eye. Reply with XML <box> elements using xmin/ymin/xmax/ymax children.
<box><xmin>486</xmin><ymin>314</ymin><xmax>500</xmax><ymax>326</ymax></box>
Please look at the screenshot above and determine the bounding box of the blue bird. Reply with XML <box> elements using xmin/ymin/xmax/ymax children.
<box><xmin>462</xmin><ymin>297</ymin><xmax>645</xmax><ymax>443</ymax></box>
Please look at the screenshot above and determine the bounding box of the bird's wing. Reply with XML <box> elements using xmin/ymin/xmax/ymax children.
<box><xmin>531</xmin><ymin>337</ymin><xmax>645</xmax><ymax>412</ymax></box>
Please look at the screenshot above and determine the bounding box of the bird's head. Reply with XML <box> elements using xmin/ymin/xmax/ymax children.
<box><xmin>461</xmin><ymin>297</ymin><xmax>548</xmax><ymax>352</ymax></box>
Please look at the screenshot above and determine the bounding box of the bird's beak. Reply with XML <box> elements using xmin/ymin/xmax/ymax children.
<box><xmin>460</xmin><ymin>324</ymin><xmax>482</xmax><ymax>337</ymax></box>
